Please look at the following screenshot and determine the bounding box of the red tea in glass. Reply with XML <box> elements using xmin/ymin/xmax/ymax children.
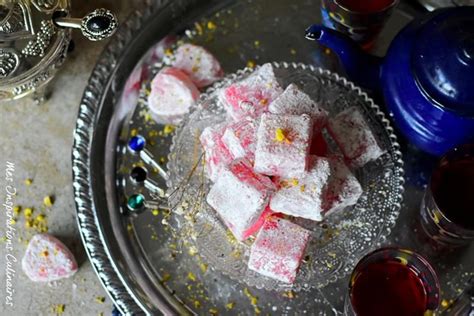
<box><xmin>420</xmin><ymin>144</ymin><xmax>474</xmax><ymax>246</ymax></box>
<box><xmin>346</xmin><ymin>248</ymin><xmax>439</xmax><ymax>316</ymax></box>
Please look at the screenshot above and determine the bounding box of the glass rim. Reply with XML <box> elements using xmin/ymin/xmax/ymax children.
<box><xmin>332</xmin><ymin>0</ymin><xmax>400</xmax><ymax>15</ymax></box>
<box><xmin>349</xmin><ymin>247</ymin><xmax>440</xmax><ymax>311</ymax></box>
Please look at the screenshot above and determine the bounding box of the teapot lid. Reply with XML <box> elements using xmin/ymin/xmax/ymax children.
<box><xmin>413</xmin><ymin>7</ymin><xmax>474</xmax><ymax>117</ymax></box>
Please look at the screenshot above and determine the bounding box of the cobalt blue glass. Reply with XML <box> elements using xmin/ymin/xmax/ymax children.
<box><xmin>306</xmin><ymin>7</ymin><xmax>474</xmax><ymax>156</ymax></box>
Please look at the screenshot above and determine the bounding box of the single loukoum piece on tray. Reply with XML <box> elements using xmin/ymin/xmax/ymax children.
<box><xmin>270</xmin><ymin>156</ymin><xmax>331</xmax><ymax>221</ymax></box>
<box><xmin>22</xmin><ymin>234</ymin><xmax>78</xmax><ymax>282</ymax></box>
<box><xmin>220</xmin><ymin>63</ymin><xmax>284</xmax><ymax>120</ymax></box>
<box><xmin>200</xmin><ymin>123</ymin><xmax>233</xmax><ymax>181</ymax></box>
<box><xmin>206</xmin><ymin>159</ymin><xmax>276</xmax><ymax>241</ymax></box>
<box><xmin>322</xmin><ymin>156</ymin><xmax>363</xmax><ymax>216</ymax></box>
<box><xmin>327</xmin><ymin>107</ymin><xmax>385</xmax><ymax>168</ymax></box>
<box><xmin>248</xmin><ymin>217</ymin><xmax>311</xmax><ymax>283</ymax></box>
<box><xmin>269</xmin><ymin>83</ymin><xmax>328</xmax><ymax>128</ymax></box>
<box><xmin>254</xmin><ymin>113</ymin><xmax>312</xmax><ymax>178</ymax></box>
<box><xmin>172</xmin><ymin>43</ymin><xmax>224</xmax><ymax>88</ymax></box>
<box><xmin>148</xmin><ymin>67</ymin><xmax>200</xmax><ymax>125</ymax></box>
<box><xmin>221</xmin><ymin>118</ymin><xmax>258</xmax><ymax>161</ymax></box>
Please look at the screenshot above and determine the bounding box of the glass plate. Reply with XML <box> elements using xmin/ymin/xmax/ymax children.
<box><xmin>166</xmin><ymin>62</ymin><xmax>404</xmax><ymax>292</ymax></box>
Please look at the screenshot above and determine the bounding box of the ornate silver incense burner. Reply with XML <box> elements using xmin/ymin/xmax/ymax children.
<box><xmin>0</xmin><ymin>0</ymin><xmax>118</xmax><ymax>102</ymax></box>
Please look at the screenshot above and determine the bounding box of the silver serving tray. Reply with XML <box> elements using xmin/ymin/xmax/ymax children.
<box><xmin>72</xmin><ymin>0</ymin><xmax>474</xmax><ymax>314</ymax></box>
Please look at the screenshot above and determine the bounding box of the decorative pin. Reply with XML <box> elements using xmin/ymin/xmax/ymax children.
<box><xmin>53</xmin><ymin>8</ymin><xmax>118</xmax><ymax>41</ymax></box>
<box><xmin>126</xmin><ymin>194</ymin><xmax>164</xmax><ymax>213</ymax></box>
<box><xmin>129</xmin><ymin>166</ymin><xmax>167</xmax><ymax>198</ymax></box>
<box><xmin>127</xmin><ymin>135</ymin><xmax>169</xmax><ymax>181</ymax></box>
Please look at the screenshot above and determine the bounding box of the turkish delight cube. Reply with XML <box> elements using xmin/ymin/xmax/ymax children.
<box><xmin>200</xmin><ymin>123</ymin><xmax>233</xmax><ymax>181</ymax></box>
<box><xmin>148</xmin><ymin>67</ymin><xmax>200</xmax><ymax>125</ymax></box>
<box><xmin>254</xmin><ymin>113</ymin><xmax>312</xmax><ymax>178</ymax></box>
<box><xmin>220</xmin><ymin>63</ymin><xmax>284</xmax><ymax>120</ymax></box>
<box><xmin>221</xmin><ymin>118</ymin><xmax>257</xmax><ymax>161</ymax></box>
<box><xmin>327</xmin><ymin>107</ymin><xmax>385</xmax><ymax>168</ymax></box>
<box><xmin>248</xmin><ymin>218</ymin><xmax>311</xmax><ymax>283</ymax></box>
<box><xmin>22</xmin><ymin>234</ymin><xmax>78</xmax><ymax>282</ymax></box>
<box><xmin>269</xmin><ymin>83</ymin><xmax>328</xmax><ymax>128</ymax></box>
<box><xmin>322</xmin><ymin>156</ymin><xmax>363</xmax><ymax>216</ymax></box>
<box><xmin>206</xmin><ymin>159</ymin><xmax>276</xmax><ymax>241</ymax></box>
<box><xmin>172</xmin><ymin>43</ymin><xmax>224</xmax><ymax>88</ymax></box>
<box><xmin>270</xmin><ymin>156</ymin><xmax>331</xmax><ymax>221</ymax></box>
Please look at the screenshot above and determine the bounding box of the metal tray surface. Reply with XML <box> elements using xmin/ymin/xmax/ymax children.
<box><xmin>72</xmin><ymin>0</ymin><xmax>474</xmax><ymax>314</ymax></box>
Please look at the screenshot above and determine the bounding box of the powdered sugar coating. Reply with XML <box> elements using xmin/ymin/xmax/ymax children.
<box><xmin>328</xmin><ymin>107</ymin><xmax>385</xmax><ymax>168</ymax></box>
<box><xmin>148</xmin><ymin>67</ymin><xmax>200</xmax><ymax>124</ymax></box>
<box><xmin>254</xmin><ymin>113</ymin><xmax>312</xmax><ymax>178</ymax></box>
<box><xmin>248</xmin><ymin>218</ymin><xmax>310</xmax><ymax>283</ymax></box>
<box><xmin>323</xmin><ymin>156</ymin><xmax>363</xmax><ymax>216</ymax></box>
<box><xmin>269</xmin><ymin>83</ymin><xmax>328</xmax><ymax>128</ymax></box>
<box><xmin>221</xmin><ymin>118</ymin><xmax>257</xmax><ymax>161</ymax></box>
<box><xmin>206</xmin><ymin>159</ymin><xmax>276</xmax><ymax>241</ymax></box>
<box><xmin>22</xmin><ymin>234</ymin><xmax>78</xmax><ymax>282</ymax></box>
<box><xmin>270</xmin><ymin>156</ymin><xmax>331</xmax><ymax>221</ymax></box>
<box><xmin>172</xmin><ymin>44</ymin><xmax>224</xmax><ymax>88</ymax></box>
<box><xmin>200</xmin><ymin>123</ymin><xmax>233</xmax><ymax>182</ymax></box>
<box><xmin>220</xmin><ymin>63</ymin><xmax>284</xmax><ymax>121</ymax></box>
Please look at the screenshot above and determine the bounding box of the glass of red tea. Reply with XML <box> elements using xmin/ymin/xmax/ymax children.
<box><xmin>420</xmin><ymin>143</ymin><xmax>474</xmax><ymax>247</ymax></box>
<box><xmin>345</xmin><ymin>248</ymin><xmax>440</xmax><ymax>316</ymax></box>
<box><xmin>320</xmin><ymin>0</ymin><xmax>399</xmax><ymax>50</ymax></box>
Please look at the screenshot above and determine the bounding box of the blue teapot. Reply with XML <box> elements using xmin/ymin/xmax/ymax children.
<box><xmin>306</xmin><ymin>8</ymin><xmax>474</xmax><ymax>156</ymax></box>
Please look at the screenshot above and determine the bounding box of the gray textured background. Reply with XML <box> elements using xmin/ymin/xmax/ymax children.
<box><xmin>0</xmin><ymin>1</ymin><xmax>134</xmax><ymax>315</ymax></box>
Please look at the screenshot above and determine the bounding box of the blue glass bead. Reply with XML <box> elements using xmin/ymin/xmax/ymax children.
<box><xmin>128</xmin><ymin>135</ymin><xmax>146</xmax><ymax>153</ymax></box>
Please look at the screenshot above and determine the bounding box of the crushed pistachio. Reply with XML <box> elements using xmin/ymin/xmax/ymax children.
<box><xmin>130</xmin><ymin>128</ymin><xmax>138</xmax><ymax>137</ymax></box>
<box><xmin>209</xmin><ymin>308</ymin><xmax>218</xmax><ymax>315</ymax></box>
<box><xmin>274</xmin><ymin>128</ymin><xmax>291</xmax><ymax>144</ymax></box>
<box><xmin>207</xmin><ymin>21</ymin><xmax>217</xmax><ymax>30</ymax></box>
<box><xmin>95</xmin><ymin>296</ymin><xmax>106</xmax><ymax>304</ymax></box>
<box><xmin>53</xmin><ymin>304</ymin><xmax>65</xmax><ymax>315</ymax></box>
<box><xmin>151</xmin><ymin>209</ymin><xmax>160</xmax><ymax>216</ymax></box>
<box><xmin>225</xmin><ymin>302</ymin><xmax>235</xmax><ymax>310</ymax></box>
<box><xmin>194</xmin><ymin>300</ymin><xmax>201</xmax><ymax>309</ymax></box>
<box><xmin>162</xmin><ymin>273</ymin><xmax>171</xmax><ymax>282</ymax></box>
<box><xmin>24</xmin><ymin>207</ymin><xmax>33</xmax><ymax>218</ymax></box>
<box><xmin>199</xmin><ymin>263</ymin><xmax>208</xmax><ymax>273</ymax></box>
<box><xmin>187</xmin><ymin>272</ymin><xmax>197</xmax><ymax>282</ymax></box>
<box><xmin>163</xmin><ymin>125</ymin><xmax>175</xmax><ymax>135</ymax></box>
<box><xmin>24</xmin><ymin>178</ymin><xmax>33</xmax><ymax>186</ymax></box>
<box><xmin>246</xmin><ymin>60</ymin><xmax>256</xmax><ymax>69</ymax></box>
<box><xmin>43</xmin><ymin>195</ymin><xmax>54</xmax><ymax>207</ymax></box>
<box><xmin>13</xmin><ymin>206</ymin><xmax>21</xmax><ymax>215</ymax></box>
<box><xmin>243</xmin><ymin>287</ymin><xmax>258</xmax><ymax>306</ymax></box>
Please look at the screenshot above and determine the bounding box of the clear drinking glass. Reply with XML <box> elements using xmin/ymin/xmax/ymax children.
<box><xmin>419</xmin><ymin>143</ymin><xmax>474</xmax><ymax>247</ymax></box>
<box><xmin>344</xmin><ymin>248</ymin><xmax>440</xmax><ymax>316</ymax></box>
<box><xmin>320</xmin><ymin>0</ymin><xmax>399</xmax><ymax>50</ymax></box>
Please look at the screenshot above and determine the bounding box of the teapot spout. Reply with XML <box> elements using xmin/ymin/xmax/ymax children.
<box><xmin>305</xmin><ymin>25</ymin><xmax>382</xmax><ymax>92</ymax></box>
